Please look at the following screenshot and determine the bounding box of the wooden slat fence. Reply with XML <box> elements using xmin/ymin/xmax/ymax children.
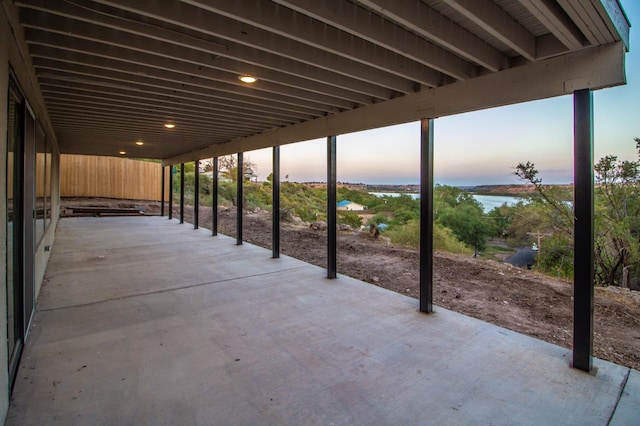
<box><xmin>61</xmin><ymin>154</ymin><xmax>169</xmax><ymax>201</ymax></box>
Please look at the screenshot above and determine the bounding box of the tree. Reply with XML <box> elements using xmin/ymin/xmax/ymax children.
<box><xmin>514</xmin><ymin>162</ymin><xmax>573</xmax><ymax>236</ymax></box>
<box><xmin>216</xmin><ymin>155</ymin><xmax>258</xmax><ymax>182</ymax></box>
<box><xmin>515</xmin><ymin>138</ymin><xmax>640</xmax><ymax>286</ymax></box>
<box><xmin>486</xmin><ymin>204</ymin><xmax>516</xmax><ymax>238</ymax></box>
<box><xmin>592</xmin><ymin>142</ymin><xmax>640</xmax><ymax>286</ymax></box>
<box><xmin>438</xmin><ymin>204</ymin><xmax>491</xmax><ymax>253</ymax></box>
<box><xmin>201</xmin><ymin>159</ymin><xmax>214</xmax><ymax>173</ymax></box>
<box><xmin>433</xmin><ymin>185</ymin><xmax>492</xmax><ymax>253</ymax></box>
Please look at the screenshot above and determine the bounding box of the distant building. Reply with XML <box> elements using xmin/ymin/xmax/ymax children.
<box><xmin>337</xmin><ymin>200</ymin><xmax>367</xmax><ymax>211</ymax></box>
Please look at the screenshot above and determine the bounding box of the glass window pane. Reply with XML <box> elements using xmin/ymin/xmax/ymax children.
<box><xmin>35</xmin><ymin>125</ymin><xmax>46</xmax><ymax>244</ymax></box>
<box><xmin>6</xmin><ymin>88</ymin><xmax>20</xmax><ymax>362</ymax></box>
<box><xmin>45</xmin><ymin>140</ymin><xmax>51</xmax><ymax>229</ymax></box>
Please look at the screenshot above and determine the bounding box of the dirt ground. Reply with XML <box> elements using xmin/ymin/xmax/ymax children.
<box><xmin>62</xmin><ymin>198</ymin><xmax>640</xmax><ymax>371</ymax></box>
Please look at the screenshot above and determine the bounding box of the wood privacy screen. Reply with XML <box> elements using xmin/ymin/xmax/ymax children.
<box><xmin>60</xmin><ymin>154</ymin><xmax>169</xmax><ymax>201</ymax></box>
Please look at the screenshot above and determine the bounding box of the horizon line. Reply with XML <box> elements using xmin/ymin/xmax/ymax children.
<box><xmin>269</xmin><ymin>181</ymin><xmax>575</xmax><ymax>187</ymax></box>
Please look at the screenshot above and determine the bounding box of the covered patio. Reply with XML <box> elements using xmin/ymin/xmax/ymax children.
<box><xmin>1</xmin><ymin>0</ymin><xmax>636</xmax><ymax>423</ymax></box>
<box><xmin>6</xmin><ymin>216</ymin><xmax>638</xmax><ymax>424</ymax></box>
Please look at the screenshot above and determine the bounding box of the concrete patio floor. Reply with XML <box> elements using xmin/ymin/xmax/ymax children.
<box><xmin>6</xmin><ymin>216</ymin><xmax>638</xmax><ymax>425</ymax></box>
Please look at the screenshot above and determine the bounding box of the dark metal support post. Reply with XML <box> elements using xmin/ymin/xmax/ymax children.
<box><xmin>212</xmin><ymin>157</ymin><xmax>218</xmax><ymax>236</ymax></box>
<box><xmin>236</xmin><ymin>152</ymin><xmax>243</xmax><ymax>245</ymax></box>
<box><xmin>194</xmin><ymin>160</ymin><xmax>200</xmax><ymax>229</ymax></box>
<box><xmin>168</xmin><ymin>165</ymin><xmax>173</xmax><ymax>220</ymax></box>
<box><xmin>573</xmin><ymin>89</ymin><xmax>594</xmax><ymax>372</ymax></box>
<box><xmin>420</xmin><ymin>118</ymin><xmax>434</xmax><ymax>313</ymax></box>
<box><xmin>327</xmin><ymin>135</ymin><xmax>337</xmax><ymax>279</ymax></box>
<box><xmin>179</xmin><ymin>163</ymin><xmax>185</xmax><ymax>224</ymax></box>
<box><xmin>272</xmin><ymin>146</ymin><xmax>280</xmax><ymax>258</ymax></box>
<box><xmin>160</xmin><ymin>166</ymin><xmax>165</xmax><ymax>217</ymax></box>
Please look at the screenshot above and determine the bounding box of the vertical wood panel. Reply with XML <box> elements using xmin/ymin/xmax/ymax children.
<box><xmin>60</xmin><ymin>154</ymin><xmax>163</xmax><ymax>200</ymax></box>
<box><xmin>35</xmin><ymin>153</ymin><xmax>46</xmax><ymax>197</ymax></box>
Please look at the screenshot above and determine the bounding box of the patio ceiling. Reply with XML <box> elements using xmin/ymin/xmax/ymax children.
<box><xmin>9</xmin><ymin>0</ymin><xmax>630</xmax><ymax>163</ymax></box>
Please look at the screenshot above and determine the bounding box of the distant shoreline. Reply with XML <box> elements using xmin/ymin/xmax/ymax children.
<box><xmin>299</xmin><ymin>181</ymin><xmax>572</xmax><ymax>197</ymax></box>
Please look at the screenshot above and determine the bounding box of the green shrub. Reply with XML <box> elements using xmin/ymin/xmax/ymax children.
<box><xmin>434</xmin><ymin>224</ymin><xmax>473</xmax><ymax>254</ymax></box>
<box><xmin>218</xmin><ymin>181</ymin><xmax>237</xmax><ymax>205</ymax></box>
<box><xmin>386</xmin><ymin>219</ymin><xmax>471</xmax><ymax>254</ymax></box>
<box><xmin>280</xmin><ymin>182</ymin><xmax>326</xmax><ymax>222</ymax></box>
<box><xmin>369</xmin><ymin>213</ymin><xmax>389</xmax><ymax>225</ymax></box>
<box><xmin>533</xmin><ymin>234</ymin><xmax>573</xmax><ymax>279</ymax></box>
<box><xmin>385</xmin><ymin>219</ymin><xmax>419</xmax><ymax>247</ymax></box>
<box><xmin>244</xmin><ymin>182</ymin><xmax>272</xmax><ymax>211</ymax></box>
<box><xmin>338</xmin><ymin>211</ymin><xmax>362</xmax><ymax>228</ymax></box>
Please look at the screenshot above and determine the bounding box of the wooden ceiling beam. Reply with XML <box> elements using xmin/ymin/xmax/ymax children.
<box><xmin>442</xmin><ymin>0</ymin><xmax>536</xmax><ymax>61</ymax></box>
<box><xmin>75</xmin><ymin>0</ymin><xmax>418</xmax><ymax>92</ymax></box>
<box><xmin>31</xmin><ymin>57</ymin><xmax>330</xmax><ymax>117</ymax></box>
<box><xmin>518</xmin><ymin>0</ymin><xmax>585</xmax><ymax>50</ymax></box>
<box><xmin>273</xmin><ymin>0</ymin><xmax>478</xmax><ymax>78</ymax></box>
<box><xmin>354</xmin><ymin>0</ymin><xmax>506</xmax><ymax>72</ymax></box>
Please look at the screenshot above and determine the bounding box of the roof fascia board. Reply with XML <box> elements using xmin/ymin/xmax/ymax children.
<box><xmin>596</xmin><ymin>0</ymin><xmax>631</xmax><ymax>51</ymax></box>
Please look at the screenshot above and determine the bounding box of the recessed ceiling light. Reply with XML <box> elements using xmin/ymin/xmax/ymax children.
<box><xmin>135</xmin><ymin>141</ymin><xmax>144</xmax><ymax>146</ymax></box>
<box><xmin>164</xmin><ymin>122</ymin><xmax>176</xmax><ymax>129</ymax></box>
<box><xmin>239</xmin><ymin>74</ymin><xmax>257</xmax><ymax>84</ymax></box>
<box><xmin>119</xmin><ymin>151</ymin><xmax>126</xmax><ymax>155</ymax></box>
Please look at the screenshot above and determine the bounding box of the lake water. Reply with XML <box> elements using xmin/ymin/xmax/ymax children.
<box><xmin>472</xmin><ymin>195</ymin><xmax>523</xmax><ymax>212</ymax></box>
<box><xmin>370</xmin><ymin>192</ymin><xmax>420</xmax><ymax>200</ymax></box>
<box><xmin>369</xmin><ymin>192</ymin><xmax>523</xmax><ymax>213</ymax></box>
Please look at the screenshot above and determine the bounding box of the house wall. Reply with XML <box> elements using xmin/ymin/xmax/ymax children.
<box><xmin>0</xmin><ymin>5</ymin><xmax>10</xmax><ymax>420</ymax></box>
<box><xmin>337</xmin><ymin>202</ymin><xmax>366</xmax><ymax>211</ymax></box>
<box><xmin>1</xmin><ymin>1</ymin><xmax>61</xmax><ymax>420</ymax></box>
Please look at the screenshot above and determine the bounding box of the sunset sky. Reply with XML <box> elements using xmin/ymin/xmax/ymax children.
<box><xmin>244</xmin><ymin>1</ymin><xmax>639</xmax><ymax>186</ymax></box>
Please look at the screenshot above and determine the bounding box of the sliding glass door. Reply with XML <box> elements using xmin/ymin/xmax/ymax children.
<box><xmin>6</xmin><ymin>76</ymin><xmax>36</xmax><ymax>389</ymax></box>
<box><xmin>7</xmin><ymin>83</ymin><xmax>22</xmax><ymax>384</ymax></box>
